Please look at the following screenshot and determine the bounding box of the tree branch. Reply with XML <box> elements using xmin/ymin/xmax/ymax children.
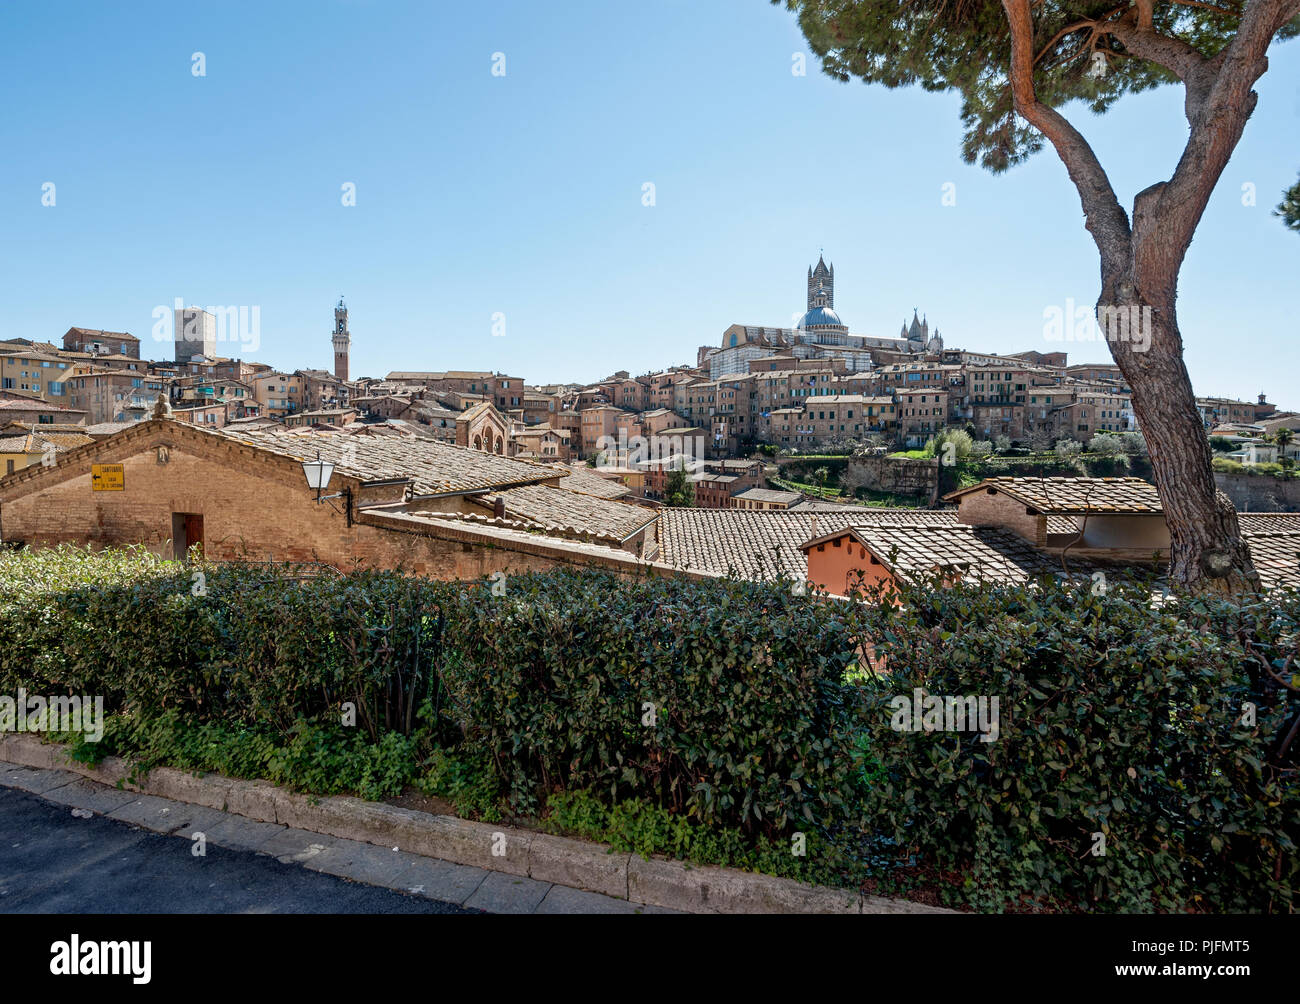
<box><xmin>1104</xmin><ymin>19</ymin><xmax>1219</xmax><ymax>121</ymax></box>
<box><xmin>1143</xmin><ymin>0</ymin><xmax>1300</xmax><ymax>278</ymax></box>
<box><xmin>1167</xmin><ymin>0</ymin><xmax>1245</xmax><ymax>14</ymax></box>
<box><xmin>1001</xmin><ymin>0</ymin><xmax>1133</xmax><ymax>268</ymax></box>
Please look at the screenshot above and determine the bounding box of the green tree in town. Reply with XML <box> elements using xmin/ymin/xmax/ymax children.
<box><xmin>925</xmin><ymin>427</ymin><xmax>975</xmax><ymax>463</ymax></box>
<box><xmin>1274</xmin><ymin>426</ymin><xmax>1295</xmax><ymax>468</ymax></box>
<box><xmin>778</xmin><ymin>0</ymin><xmax>1300</xmax><ymax>593</ymax></box>
<box><xmin>664</xmin><ymin>460</ymin><xmax>695</xmax><ymax>507</ymax></box>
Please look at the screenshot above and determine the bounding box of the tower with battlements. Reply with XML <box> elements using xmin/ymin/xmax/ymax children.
<box><xmin>332</xmin><ymin>297</ymin><xmax>350</xmax><ymax>381</ymax></box>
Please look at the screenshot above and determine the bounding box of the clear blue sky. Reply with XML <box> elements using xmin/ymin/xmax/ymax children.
<box><xmin>1</xmin><ymin>0</ymin><xmax>1296</xmax><ymax>405</ymax></box>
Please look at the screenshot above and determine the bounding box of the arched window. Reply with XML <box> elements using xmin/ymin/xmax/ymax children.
<box><xmin>730</xmin><ymin>333</ymin><xmax>737</xmax><ymax>347</ymax></box>
<box><xmin>495</xmin><ymin>436</ymin><xmax>504</xmax><ymax>454</ymax></box>
<box><xmin>474</xmin><ymin>434</ymin><xmax>483</xmax><ymax>451</ymax></box>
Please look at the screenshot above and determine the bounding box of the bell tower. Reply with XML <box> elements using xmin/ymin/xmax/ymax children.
<box><xmin>332</xmin><ymin>297</ymin><xmax>350</xmax><ymax>382</ymax></box>
<box><xmin>807</xmin><ymin>253</ymin><xmax>833</xmax><ymax>310</ymax></box>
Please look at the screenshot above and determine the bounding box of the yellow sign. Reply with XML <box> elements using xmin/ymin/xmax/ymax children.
<box><xmin>91</xmin><ymin>464</ymin><xmax>124</xmax><ymax>491</ymax></box>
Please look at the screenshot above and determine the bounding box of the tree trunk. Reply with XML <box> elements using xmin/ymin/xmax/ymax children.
<box><xmin>1100</xmin><ymin>278</ymin><xmax>1260</xmax><ymax>595</ymax></box>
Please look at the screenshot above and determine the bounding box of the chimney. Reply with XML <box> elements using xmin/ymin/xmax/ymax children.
<box><xmin>493</xmin><ymin>497</ymin><xmax>505</xmax><ymax>519</ymax></box>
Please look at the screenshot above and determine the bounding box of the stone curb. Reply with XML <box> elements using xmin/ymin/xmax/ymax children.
<box><xmin>0</xmin><ymin>734</ymin><xmax>954</xmax><ymax>915</ymax></box>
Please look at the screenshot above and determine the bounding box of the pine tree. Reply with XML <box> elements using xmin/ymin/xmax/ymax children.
<box><xmin>1276</xmin><ymin>172</ymin><xmax>1300</xmax><ymax>232</ymax></box>
<box><xmin>777</xmin><ymin>0</ymin><xmax>1300</xmax><ymax>593</ymax></box>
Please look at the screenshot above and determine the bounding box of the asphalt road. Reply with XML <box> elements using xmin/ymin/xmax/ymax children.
<box><xmin>0</xmin><ymin>787</ymin><xmax>475</xmax><ymax>914</ymax></box>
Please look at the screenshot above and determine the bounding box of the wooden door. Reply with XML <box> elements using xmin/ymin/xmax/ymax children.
<box><xmin>183</xmin><ymin>514</ymin><xmax>204</xmax><ymax>558</ymax></box>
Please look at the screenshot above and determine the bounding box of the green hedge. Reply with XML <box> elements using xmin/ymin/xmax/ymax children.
<box><xmin>1</xmin><ymin>544</ymin><xmax>1296</xmax><ymax>912</ymax></box>
<box><xmin>437</xmin><ymin>568</ymin><xmax>867</xmax><ymax>831</ymax></box>
<box><xmin>846</xmin><ymin>574</ymin><xmax>1299</xmax><ymax>912</ymax></box>
<box><xmin>0</xmin><ymin>546</ymin><xmax>446</xmax><ymax>742</ymax></box>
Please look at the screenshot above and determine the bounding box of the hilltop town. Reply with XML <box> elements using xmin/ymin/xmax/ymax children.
<box><xmin>1</xmin><ymin>257</ymin><xmax>1296</xmax><ymax>593</ymax></box>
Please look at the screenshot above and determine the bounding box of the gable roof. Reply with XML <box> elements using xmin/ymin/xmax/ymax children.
<box><xmin>473</xmin><ymin>484</ymin><xmax>656</xmax><ymax>543</ymax></box>
<box><xmin>656</xmin><ymin>509</ymin><xmax>864</xmax><ymax>579</ymax></box>
<box><xmin>0</xmin><ymin>398</ymin><xmax>86</xmax><ymax>415</ymax></box>
<box><xmin>818</xmin><ymin>523</ymin><xmax>1091</xmax><ymax>586</ymax></box>
<box><xmin>223</xmin><ymin>426</ymin><xmax>558</xmax><ymax>497</ymax></box>
<box><xmin>1242</xmin><ymin>530</ymin><xmax>1300</xmax><ymax>591</ymax></box>
<box><xmin>944</xmin><ymin>477</ymin><xmax>1163</xmax><ymax>514</ymax></box>
<box><xmin>555</xmin><ymin>465</ymin><xmax>631</xmax><ymax>499</ymax></box>
<box><xmin>0</xmin><ymin>429</ymin><xmax>96</xmax><ymax>455</ymax></box>
<box><xmin>65</xmin><ymin>327</ymin><xmax>139</xmax><ymax>343</ymax></box>
<box><xmin>456</xmin><ymin>400</ymin><xmax>504</xmax><ymax>427</ymax></box>
<box><xmin>733</xmin><ymin>488</ymin><xmax>802</xmax><ymax>505</ymax></box>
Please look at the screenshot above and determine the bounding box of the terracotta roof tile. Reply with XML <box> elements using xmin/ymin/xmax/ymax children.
<box><xmin>224</xmin><ymin>427</ymin><xmax>558</xmax><ymax>496</ymax></box>
<box><xmin>848</xmin><ymin>524</ymin><xmax>1086</xmax><ymax>585</ymax></box>
<box><xmin>946</xmin><ymin>477</ymin><xmax>1163</xmax><ymax>514</ymax></box>
<box><xmin>478</xmin><ymin>484</ymin><xmax>656</xmax><ymax>542</ymax></box>
<box><xmin>556</xmin><ymin>466</ymin><xmax>632</xmax><ymax>499</ymax></box>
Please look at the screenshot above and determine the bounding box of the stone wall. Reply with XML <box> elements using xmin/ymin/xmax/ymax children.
<box><xmin>1215</xmin><ymin>473</ymin><xmax>1300</xmax><ymax>513</ymax></box>
<box><xmin>848</xmin><ymin>456</ymin><xmax>940</xmax><ymax>502</ymax></box>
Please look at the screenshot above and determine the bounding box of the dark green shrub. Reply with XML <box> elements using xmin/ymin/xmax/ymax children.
<box><xmin>0</xmin><ymin>546</ymin><xmax>449</xmax><ymax>743</ymax></box>
<box><xmin>4</xmin><ymin>545</ymin><xmax>1296</xmax><ymax>912</ymax></box>
<box><xmin>438</xmin><ymin>568</ymin><xmax>868</xmax><ymax>836</ymax></box>
<box><xmin>845</xmin><ymin>574</ymin><xmax>1299</xmax><ymax>912</ymax></box>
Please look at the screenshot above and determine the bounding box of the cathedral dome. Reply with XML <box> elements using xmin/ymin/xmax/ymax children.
<box><xmin>797</xmin><ymin>306</ymin><xmax>844</xmax><ymax>329</ymax></box>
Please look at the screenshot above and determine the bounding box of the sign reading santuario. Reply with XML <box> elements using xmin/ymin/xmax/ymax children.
<box><xmin>90</xmin><ymin>464</ymin><xmax>124</xmax><ymax>491</ymax></box>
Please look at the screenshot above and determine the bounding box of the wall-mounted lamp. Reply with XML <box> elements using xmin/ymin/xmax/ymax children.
<box><xmin>301</xmin><ymin>451</ymin><xmax>352</xmax><ymax>525</ymax></box>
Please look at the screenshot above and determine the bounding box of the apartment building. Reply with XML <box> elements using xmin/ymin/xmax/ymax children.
<box><xmin>65</xmin><ymin>367</ymin><xmax>167</xmax><ymax>424</ymax></box>
<box><xmin>251</xmin><ymin>371</ymin><xmax>304</xmax><ymax>419</ymax></box>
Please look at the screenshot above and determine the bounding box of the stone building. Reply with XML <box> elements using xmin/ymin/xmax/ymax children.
<box><xmin>455</xmin><ymin>401</ymin><xmax>509</xmax><ymax>454</ymax></box>
<box><xmin>62</xmin><ymin>327</ymin><xmax>141</xmax><ymax>360</ymax></box>
<box><xmin>0</xmin><ymin>418</ymin><xmax>661</xmax><ymax>571</ymax></box>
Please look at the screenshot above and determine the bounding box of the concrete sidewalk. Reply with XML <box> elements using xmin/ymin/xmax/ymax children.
<box><xmin>0</xmin><ymin>764</ymin><xmax>676</xmax><ymax>915</ymax></box>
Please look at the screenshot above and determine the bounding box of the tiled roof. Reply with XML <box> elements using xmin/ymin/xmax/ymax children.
<box><xmin>847</xmin><ymin>524</ymin><xmax>1090</xmax><ymax>585</ymax></box>
<box><xmin>223</xmin><ymin>427</ymin><xmax>559</xmax><ymax>496</ymax></box>
<box><xmin>1240</xmin><ymin>515</ymin><xmax>1300</xmax><ymax>590</ymax></box>
<box><xmin>1243</xmin><ymin>531</ymin><xmax>1300</xmax><ymax>591</ymax></box>
<box><xmin>555</xmin><ymin>465</ymin><xmax>631</xmax><ymax>499</ymax></box>
<box><xmin>0</xmin><ymin>350</ymin><xmax>68</xmax><ymax>363</ymax></box>
<box><xmin>832</xmin><ymin>508</ymin><xmax>958</xmax><ymax>528</ymax></box>
<box><xmin>67</xmin><ymin>327</ymin><xmax>139</xmax><ymax>342</ymax></box>
<box><xmin>0</xmin><ymin>399</ymin><xmax>83</xmax><ymax>412</ymax></box>
<box><xmin>456</xmin><ymin>400</ymin><xmax>500</xmax><ymax>425</ymax></box>
<box><xmin>946</xmin><ymin>477</ymin><xmax>1163</xmax><ymax>514</ymax></box>
<box><xmin>787</xmin><ymin>501</ymin><xmax>872</xmax><ymax>513</ymax></box>
<box><xmin>1239</xmin><ymin>513</ymin><xmax>1300</xmax><ymax>534</ymax></box>
<box><xmin>658</xmin><ymin>507</ymin><xmax>968</xmax><ymax>580</ymax></box>
<box><xmin>657</xmin><ymin>510</ymin><xmax>864</xmax><ymax>579</ymax></box>
<box><xmin>0</xmin><ymin>430</ymin><xmax>95</xmax><ymax>455</ymax></box>
<box><xmin>477</xmin><ymin>484</ymin><xmax>656</xmax><ymax>542</ymax></box>
<box><xmin>734</xmin><ymin>488</ymin><xmax>802</xmax><ymax>504</ymax></box>
<box><xmin>1045</xmin><ymin>514</ymin><xmax>1080</xmax><ymax>536</ymax></box>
